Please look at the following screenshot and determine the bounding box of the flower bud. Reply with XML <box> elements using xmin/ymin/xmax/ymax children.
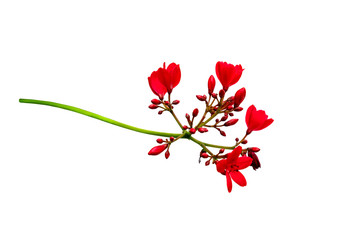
<box><xmin>219</xmin><ymin>148</ymin><xmax>225</xmax><ymax>153</ymax></box>
<box><xmin>186</xmin><ymin>113</ymin><xmax>190</xmax><ymax>120</ymax></box>
<box><xmin>208</xmin><ymin>75</ymin><xmax>216</xmax><ymax>94</ymax></box>
<box><xmin>164</xmin><ymin>101</ymin><xmax>169</xmax><ymax>105</ymax></box>
<box><xmin>205</xmin><ymin>160</ymin><xmax>211</xmax><ymax>166</ymax></box>
<box><xmin>189</xmin><ymin>128</ymin><xmax>196</xmax><ymax>134</ymax></box>
<box><xmin>234</xmin><ymin>88</ymin><xmax>246</xmax><ymax>107</ymax></box>
<box><xmin>196</xmin><ymin>95</ymin><xmax>207</xmax><ymax>101</ymax></box>
<box><xmin>248</xmin><ymin>151</ymin><xmax>260</xmax><ymax>170</ymax></box>
<box><xmin>165</xmin><ymin>150</ymin><xmax>170</xmax><ymax>159</ymax></box>
<box><xmin>172</xmin><ymin>100</ymin><xmax>180</xmax><ymax>105</ymax></box>
<box><xmin>219</xmin><ymin>89</ymin><xmax>225</xmax><ymax>99</ymax></box>
<box><xmin>156</xmin><ymin>138</ymin><xmax>163</xmax><ymax>143</ymax></box>
<box><xmin>149</xmin><ymin>104</ymin><xmax>158</xmax><ymax>109</ymax></box>
<box><xmin>201</xmin><ymin>152</ymin><xmax>209</xmax><ymax>158</ymax></box>
<box><xmin>221</xmin><ymin>114</ymin><xmax>228</xmax><ymax>122</ymax></box>
<box><xmin>148</xmin><ymin>144</ymin><xmax>168</xmax><ymax>155</ymax></box>
<box><xmin>170</xmin><ymin>136</ymin><xmax>175</xmax><ymax>141</ymax></box>
<box><xmin>182</xmin><ymin>125</ymin><xmax>188</xmax><ymax>130</ymax></box>
<box><xmin>220</xmin><ymin>130</ymin><xmax>226</xmax><ymax>136</ymax></box>
<box><xmin>198</xmin><ymin>127</ymin><xmax>208</xmax><ymax>133</ymax></box>
<box><xmin>229</xmin><ymin>112</ymin><xmax>234</xmax><ymax>116</ymax></box>
<box><xmin>211</xmin><ymin>93</ymin><xmax>218</xmax><ymax>98</ymax></box>
<box><xmin>227</xmin><ymin>96</ymin><xmax>234</xmax><ymax>102</ymax></box>
<box><xmin>214</xmin><ymin>106</ymin><xmax>218</xmax><ymax>110</ymax></box>
<box><xmin>251</xmin><ymin>147</ymin><xmax>260</xmax><ymax>152</ymax></box>
<box><xmin>227</xmin><ymin>105</ymin><xmax>234</xmax><ymax>110</ymax></box>
<box><xmin>192</xmin><ymin>108</ymin><xmax>199</xmax><ymax>117</ymax></box>
<box><xmin>242</xmin><ymin>140</ymin><xmax>248</xmax><ymax>144</ymax></box>
<box><xmin>224</xmin><ymin>119</ymin><xmax>239</xmax><ymax>126</ymax></box>
<box><xmin>234</xmin><ymin>107</ymin><xmax>243</xmax><ymax>112</ymax></box>
<box><xmin>158</xmin><ymin>110</ymin><xmax>163</xmax><ymax>115</ymax></box>
<box><xmin>235</xmin><ymin>137</ymin><xmax>239</xmax><ymax>142</ymax></box>
<box><xmin>151</xmin><ymin>99</ymin><xmax>161</xmax><ymax>105</ymax></box>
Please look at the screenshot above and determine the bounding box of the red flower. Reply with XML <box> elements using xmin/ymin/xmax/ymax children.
<box><xmin>216</xmin><ymin>146</ymin><xmax>253</xmax><ymax>193</ymax></box>
<box><xmin>148</xmin><ymin>62</ymin><xmax>181</xmax><ymax>99</ymax></box>
<box><xmin>215</xmin><ymin>61</ymin><xmax>244</xmax><ymax>92</ymax></box>
<box><xmin>245</xmin><ymin>105</ymin><xmax>274</xmax><ymax>134</ymax></box>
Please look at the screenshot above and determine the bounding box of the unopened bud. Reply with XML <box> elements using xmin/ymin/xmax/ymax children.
<box><xmin>158</xmin><ymin>111</ymin><xmax>163</xmax><ymax>115</ymax></box>
<box><xmin>156</xmin><ymin>138</ymin><xmax>163</xmax><ymax>143</ymax></box>
<box><xmin>229</xmin><ymin>112</ymin><xmax>234</xmax><ymax>116</ymax></box>
<box><xmin>221</xmin><ymin>115</ymin><xmax>228</xmax><ymax>122</ymax></box>
<box><xmin>227</xmin><ymin>96</ymin><xmax>234</xmax><ymax>102</ymax></box>
<box><xmin>201</xmin><ymin>152</ymin><xmax>209</xmax><ymax>158</ymax></box>
<box><xmin>198</xmin><ymin>127</ymin><xmax>208</xmax><ymax>133</ymax></box>
<box><xmin>192</xmin><ymin>108</ymin><xmax>199</xmax><ymax>117</ymax></box>
<box><xmin>242</xmin><ymin>140</ymin><xmax>248</xmax><ymax>144</ymax></box>
<box><xmin>205</xmin><ymin>160</ymin><xmax>211</xmax><ymax>166</ymax></box>
<box><xmin>189</xmin><ymin>128</ymin><xmax>196</xmax><ymax>134</ymax></box>
<box><xmin>220</xmin><ymin>130</ymin><xmax>226</xmax><ymax>136</ymax></box>
<box><xmin>148</xmin><ymin>144</ymin><xmax>168</xmax><ymax>155</ymax></box>
<box><xmin>151</xmin><ymin>99</ymin><xmax>161</xmax><ymax>105</ymax></box>
<box><xmin>170</xmin><ymin>136</ymin><xmax>175</xmax><ymax>142</ymax></box>
<box><xmin>182</xmin><ymin>125</ymin><xmax>188</xmax><ymax>130</ymax></box>
<box><xmin>235</xmin><ymin>137</ymin><xmax>239</xmax><ymax>142</ymax></box>
<box><xmin>219</xmin><ymin>148</ymin><xmax>225</xmax><ymax>153</ymax></box>
<box><xmin>185</xmin><ymin>113</ymin><xmax>190</xmax><ymax>120</ymax></box>
<box><xmin>214</xmin><ymin>106</ymin><xmax>218</xmax><ymax>110</ymax></box>
<box><xmin>251</xmin><ymin>147</ymin><xmax>260</xmax><ymax>152</ymax></box>
<box><xmin>208</xmin><ymin>75</ymin><xmax>216</xmax><ymax>94</ymax></box>
<box><xmin>196</xmin><ymin>95</ymin><xmax>207</xmax><ymax>101</ymax></box>
<box><xmin>165</xmin><ymin>150</ymin><xmax>170</xmax><ymax>159</ymax></box>
<box><xmin>234</xmin><ymin>107</ymin><xmax>243</xmax><ymax>112</ymax></box>
<box><xmin>227</xmin><ymin>105</ymin><xmax>234</xmax><ymax>110</ymax></box>
<box><xmin>164</xmin><ymin>101</ymin><xmax>169</xmax><ymax>105</ymax></box>
<box><xmin>224</xmin><ymin>119</ymin><xmax>239</xmax><ymax>126</ymax></box>
<box><xmin>248</xmin><ymin>151</ymin><xmax>260</xmax><ymax>170</ymax></box>
<box><xmin>149</xmin><ymin>104</ymin><xmax>158</xmax><ymax>109</ymax></box>
<box><xmin>219</xmin><ymin>89</ymin><xmax>225</xmax><ymax>98</ymax></box>
<box><xmin>172</xmin><ymin>100</ymin><xmax>180</xmax><ymax>105</ymax></box>
<box><xmin>211</xmin><ymin>93</ymin><xmax>218</xmax><ymax>98</ymax></box>
<box><xmin>234</xmin><ymin>88</ymin><xmax>246</xmax><ymax>107</ymax></box>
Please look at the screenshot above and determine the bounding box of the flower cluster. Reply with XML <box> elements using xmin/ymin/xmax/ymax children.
<box><xmin>147</xmin><ymin>61</ymin><xmax>273</xmax><ymax>193</ymax></box>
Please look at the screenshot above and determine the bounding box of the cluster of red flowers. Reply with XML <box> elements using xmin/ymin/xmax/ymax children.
<box><xmin>147</xmin><ymin>61</ymin><xmax>273</xmax><ymax>192</ymax></box>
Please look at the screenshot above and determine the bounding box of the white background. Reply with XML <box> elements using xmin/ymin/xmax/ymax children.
<box><xmin>1</xmin><ymin>0</ymin><xmax>360</xmax><ymax>239</ymax></box>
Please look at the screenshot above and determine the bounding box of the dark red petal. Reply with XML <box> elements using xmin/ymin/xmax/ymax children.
<box><xmin>148</xmin><ymin>71</ymin><xmax>167</xmax><ymax>100</ymax></box>
<box><xmin>226</xmin><ymin>171</ymin><xmax>233</xmax><ymax>193</ymax></box>
<box><xmin>230</xmin><ymin>171</ymin><xmax>247</xmax><ymax>187</ymax></box>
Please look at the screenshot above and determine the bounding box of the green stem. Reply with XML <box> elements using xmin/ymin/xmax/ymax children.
<box><xmin>19</xmin><ymin>98</ymin><xmax>180</xmax><ymax>138</ymax></box>
<box><xmin>19</xmin><ymin>98</ymin><xmax>236</xmax><ymax>150</ymax></box>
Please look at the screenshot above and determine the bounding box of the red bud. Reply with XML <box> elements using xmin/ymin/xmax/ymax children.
<box><xmin>208</xmin><ymin>75</ymin><xmax>216</xmax><ymax>94</ymax></box>
<box><xmin>170</xmin><ymin>136</ymin><xmax>175</xmax><ymax>141</ymax></box>
<box><xmin>242</xmin><ymin>140</ymin><xmax>248</xmax><ymax>144</ymax></box>
<box><xmin>164</xmin><ymin>101</ymin><xmax>169</xmax><ymax>105</ymax></box>
<box><xmin>234</xmin><ymin>88</ymin><xmax>246</xmax><ymax>107</ymax></box>
<box><xmin>158</xmin><ymin>110</ymin><xmax>163</xmax><ymax>115</ymax></box>
<box><xmin>156</xmin><ymin>138</ymin><xmax>163</xmax><ymax>143</ymax></box>
<box><xmin>186</xmin><ymin>113</ymin><xmax>190</xmax><ymax>120</ymax></box>
<box><xmin>149</xmin><ymin>104</ymin><xmax>158</xmax><ymax>109</ymax></box>
<box><xmin>198</xmin><ymin>127</ymin><xmax>208</xmax><ymax>133</ymax></box>
<box><xmin>148</xmin><ymin>144</ymin><xmax>168</xmax><ymax>155</ymax></box>
<box><xmin>205</xmin><ymin>160</ymin><xmax>211</xmax><ymax>166</ymax></box>
<box><xmin>182</xmin><ymin>125</ymin><xmax>188</xmax><ymax>130</ymax></box>
<box><xmin>192</xmin><ymin>108</ymin><xmax>199</xmax><ymax>117</ymax></box>
<box><xmin>172</xmin><ymin>100</ymin><xmax>180</xmax><ymax>105</ymax></box>
<box><xmin>219</xmin><ymin>148</ymin><xmax>225</xmax><ymax>153</ymax></box>
<box><xmin>151</xmin><ymin>99</ymin><xmax>161</xmax><ymax>105</ymax></box>
<box><xmin>211</xmin><ymin>93</ymin><xmax>218</xmax><ymax>98</ymax></box>
<box><xmin>201</xmin><ymin>152</ymin><xmax>209</xmax><ymax>158</ymax></box>
<box><xmin>251</xmin><ymin>147</ymin><xmax>260</xmax><ymax>152</ymax></box>
<box><xmin>189</xmin><ymin>128</ymin><xmax>196</xmax><ymax>134</ymax></box>
<box><xmin>165</xmin><ymin>150</ymin><xmax>170</xmax><ymax>159</ymax></box>
<box><xmin>229</xmin><ymin>112</ymin><xmax>234</xmax><ymax>116</ymax></box>
<box><xmin>220</xmin><ymin>130</ymin><xmax>226</xmax><ymax>136</ymax></box>
<box><xmin>221</xmin><ymin>115</ymin><xmax>228</xmax><ymax>122</ymax></box>
<box><xmin>235</xmin><ymin>138</ymin><xmax>239</xmax><ymax>142</ymax></box>
<box><xmin>196</xmin><ymin>95</ymin><xmax>207</xmax><ymax>101</ymax></box>
<box><xmin>224</xmin><ymin>119</ymin><xmax>239</xmax><ymax>126</ymax></box>
<box><xmin>227</xmin><ymin>105</ymin><xmax>234</xmax><ymax>110</ymax></box>
<box><xmin>219</xmin><ymin>89</ymin><xmax>225</xmax><ymax>98</ymax></box>
<box><xmin>234</xmin><ymin>107</ymin><xmax>243</xmax><ymax>112</ymax></box>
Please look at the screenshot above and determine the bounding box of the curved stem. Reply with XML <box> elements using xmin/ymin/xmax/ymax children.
<box><xmin>19</xmin><ymin>98</ymin><xmax>180</xmax><ymax>138</ymax></box>
<box><xmin>19</xmin><ymin>98</ymin><xmax>236</xmax><ymax>150</ymax></box>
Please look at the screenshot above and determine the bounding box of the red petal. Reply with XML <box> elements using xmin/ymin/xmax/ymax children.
<box><xmin>226</xmin><ymin>146</ymin><xmax>242</xmax><ymax>164</ymax></box>
<box><xmin>230</xmin><ymin>171</ymin><xmax>247</xmax><ymax>187</ymax></box>
<box><xmin>245</xmin><ymin>105</ymin><xmax>255</xmax><ymax>129</ymax></box>
<box><xmin>226</xmin><ymin>171</ymin><xmax>232</xmax><ymax>193</ymax></box>
<box><xmin>235</xmin><ymin>156</ymin><xmax>253</xmax><ymax>170</ymax></box>
<box><xmin>167</xmin><ymin>63</ymin><xmax>181</xmax><ymax>91</ymax></box>
<box><xmin>229</xmin><ymin>64</ymin><xmax>244</xmax><ymax>86</ymax></box>
<box><xmin>148</xmin><ymin>71</ymin><xmax>167</xmax><ymax>100</ymax></box>
<box><xmin>257</xmin><ymin>118</ymin><xmax>274</xmax><ymax>131</ymax></box>
<box><xmin>216</xmin><ymin>160</ymin><xmax>227</xmax><ymax>175</ymax></box>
